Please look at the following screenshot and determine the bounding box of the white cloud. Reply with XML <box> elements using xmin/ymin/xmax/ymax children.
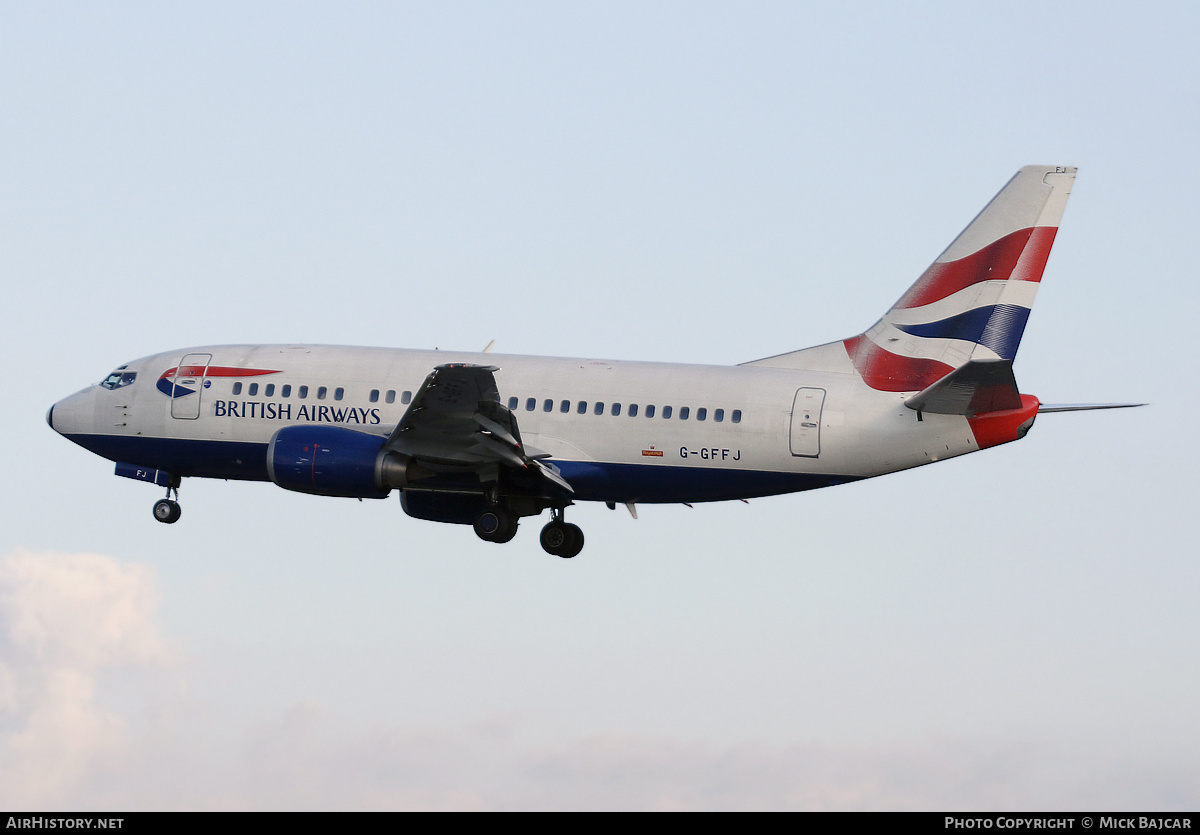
<box><xmin>0</xmin><ymin>550</ymin><xmax>172</xmax><ymax>809</ymax></box>
<box><xmin>0</xmin><ymin>549</ymin><xmax>1195</xmax><ymax>810</ymax></box>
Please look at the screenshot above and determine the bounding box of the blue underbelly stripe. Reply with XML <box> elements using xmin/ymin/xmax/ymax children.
<box><xmin>60</xmin><ymin>433</ymin><xmax>861</xmax><ymax>502</ymax></box>
<box><xmin>63</xmin><ymin>434</ymin><xmax>271</xmax><ymax>481</ymax></box>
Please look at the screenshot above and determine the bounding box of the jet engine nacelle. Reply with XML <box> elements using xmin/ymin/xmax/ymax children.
<box><xmin>266</xmin><ymin>425</ymin><xmax>414</xmax><ymax>499</ymax></box>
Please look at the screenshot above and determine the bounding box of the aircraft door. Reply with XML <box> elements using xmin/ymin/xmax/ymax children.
<box><xmin>789</xmin><ymin>387</ymin><xmax>826</xmax><ymax>458</ymax></box>
<box><xmin>170</xmin><ymin>353</ymin><xmax>212</xmax><ymax>420</ymax></box>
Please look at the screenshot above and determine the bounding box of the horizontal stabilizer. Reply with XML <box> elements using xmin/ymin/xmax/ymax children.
<box><xmin>1037</xmin><ymin>402</ymin><xmax>1146</xmax><ymax>413</ymax></box>
<box><xmin>905</xmin><ymin>359</ymin><xmax>1022</xmax><ymax>416</ymax></box>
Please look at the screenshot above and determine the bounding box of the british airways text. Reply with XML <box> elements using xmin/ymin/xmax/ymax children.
<box><xmin>212</xmin><ymin>400</ymin><xmax>381</xmax><ymax>424</ymax></box>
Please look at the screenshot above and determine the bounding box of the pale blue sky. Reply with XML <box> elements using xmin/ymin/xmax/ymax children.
<box><xmin>2</xmin><ymin>1</ymin><xmax>1197</xmax><ymax>810</ymax></box>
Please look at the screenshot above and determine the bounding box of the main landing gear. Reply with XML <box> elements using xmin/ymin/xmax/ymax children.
<box><xmin>473</xmin><ymin>507</ymin><xmax>518</xmax><ymax>543</ymax></box>
<box><xmin>471</xmin><ymin>505</ymin><xmax>585</xmax><ymax>557</ymax></box>
<box><xmin>152</xmin><ymin>480</ymin><xmax>182</xmax><ymax>524</ymax></box>
<box><xmin>540</xmin><ymin>509</ymin><xmax>584</xmax><ymax>559</ymax></box>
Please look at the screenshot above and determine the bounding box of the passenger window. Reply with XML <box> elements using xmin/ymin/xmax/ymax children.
<box><xmin>385</xmin><ymin>390</ymin><xmax>395</xmax><ymax>404</ymax></box>
<box><xmin>265</xmin><ymin>384</ymin><xmax>275</xmax><ymax>397</ymax></box>
<box><xmin>646</xmin><ymin>405</ymin><xmax>656</xmax><ymax>418</ymax></box>
<box><xmin>508</xmin><ymin>396</ymin><xmax>518</xmax><ymax>409</ymax></box>
<box><xmin>526</xmin><ymin>398</ymin><xmax>536</xmax><ymax>412</ymax></box>
<box><xmin>594</xmin><ymin>402</ymin><xmax>604</xmax><ymax>415</ymax></box>
<box><xmin>370</xmin><ymin>390</ymin><xmax>379</xmax><ymax>403</ymax></box>
<box><xmin>317</xmin><ymin>386</ymin><xmax>327</xmax><ymax>400</ymax></box>
<box><xmin>335</xmin><ymin>388</ymin><xmax>344</xmax><ymax>401</ymax></box>
<box><xmin>233</xmin><ymin>382</ymin><xmax>243</xmax><ymax>395</ymax></box>
<box><xmin>680</xmin><ymin>407</ymin><xmax>690</xmax><ymax>420</ymax></box>
<box><xmin>732</xmin><ymin>409</ymin><xmax>742</xmax><ymax>423</ymax></box>
<box><xmin>697</xmin><ymin>407</ymin><xmax>706</xmax><ymax>421</ymax></box>
<box><xmin>560</xmin><ymin>400</ymin><xmax>570</xmax><ymax>413</ymax></box>
<box><xmin>248</xmin><ymin>383</ymin><xmax>258</xmax><ymax>396</ymax></box>
<box><xmin>282</xmin><ymin>385</ymin><xmax>292</xmax><ymax>398</ymax></box>
<box><xmin>577</xmin><ymin>401</ymin><xmax>588</xmax><ymax>414</ymax></box>
<box><xmin>714</xmin><ymin>408</ymin><xmax>724</xmax><ymax>422</ymax></box>
<box><xmin>299</xmin><ymin>386</ymin><xmax>308</xmax><ymax>399</ymax></box>
<box><xmin>663</xmin><ymin>406</ymin><xmax>673</xmax><ymax>419</ymax></box>
<box><xmin>402</xmin><ymin>391</ymin><xmax>412</xmax><ymax>404</ymax></box>
<box><xmin>543</xmin><ymin>399</ymin><xmax>553</xmax><ymax>412</ymax></box>
<box><xmin>611</xmin><ymin>403</ymin><xmax>621</xmax><ymax>416</ymax></box>
<box><xmin>629</xmin><ymin>404</ymin><xmax>639</xmax><ymax>417</ymax></box>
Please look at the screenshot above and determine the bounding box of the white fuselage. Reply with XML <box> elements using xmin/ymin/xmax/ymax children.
<box><xmin>50</xmin><ymin>343</ymin><xmax>987</xmax><ymax>505</ymax></box>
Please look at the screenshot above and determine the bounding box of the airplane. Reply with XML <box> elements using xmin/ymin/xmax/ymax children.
<box><xmin>47</xmin><ymin>165</ymin><xmax>1140</xmax><ymax>558</ymax></box>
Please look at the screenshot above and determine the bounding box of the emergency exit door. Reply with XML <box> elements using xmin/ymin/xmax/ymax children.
<box><xmin>789</xmin><ymin>387</ymin><xmax>825</xmax><ymax>458</ymax></box>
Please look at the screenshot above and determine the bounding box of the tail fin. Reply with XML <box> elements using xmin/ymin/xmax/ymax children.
<box><xmin>844</xmin><ymin>165</ymin><xmax>1076</xmax><ymax>392</ymax></box>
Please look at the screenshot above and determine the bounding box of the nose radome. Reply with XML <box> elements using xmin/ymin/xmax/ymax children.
<box><xmin>47</xmin><ymin>388</ymin><xmax>94</xmax><ymax>437</ymax></box>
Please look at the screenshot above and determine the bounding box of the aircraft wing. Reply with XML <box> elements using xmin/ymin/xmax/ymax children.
<box><xmin>384</xmin><ymin>363</ymin><xmax>573</xmax><ymax>495</ymax></box>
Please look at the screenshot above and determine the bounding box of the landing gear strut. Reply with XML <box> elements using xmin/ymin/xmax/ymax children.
<box><xmin>540</xmin><ymin>508</ymin><xmax>584</xmax><ymax>558</ymax></box>
<box><xmin>152</xmin><ymin>480</ymin><xmax>182</xmax><ymax>524</ymax></box>
<box><xmin>473</xmin><ymin>507</ymin><xmax>518</xmax><ymax>543</ymax></box>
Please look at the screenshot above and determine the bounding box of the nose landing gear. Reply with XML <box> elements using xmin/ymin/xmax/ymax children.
<box><xmin>152</xmin><ymin>479</ymin><xmax>182</xmax><ymax>524</ymax></box>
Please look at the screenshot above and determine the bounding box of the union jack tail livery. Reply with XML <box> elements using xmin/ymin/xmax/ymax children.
<box><xmin>846</xmin><ymin>165</ymin><xmax>1076</xmax><ymax>393</ymax></box>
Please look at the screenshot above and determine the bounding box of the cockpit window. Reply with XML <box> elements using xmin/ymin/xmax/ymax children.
<box><xmin>100</xmin><ymin>367</ymin><xmax>137</xmax><ymax>390</ymax></box>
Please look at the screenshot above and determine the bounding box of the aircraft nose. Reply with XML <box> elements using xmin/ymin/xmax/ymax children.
<box><xmin>48</xmin><ymin>388</ymin><xmax>94</xmax><ymax>437</ymax></box>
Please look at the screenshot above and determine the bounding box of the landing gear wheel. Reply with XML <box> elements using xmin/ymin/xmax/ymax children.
<box><xmin>153</xmin><ymin>499</ymin><xmax>181</xmax><ymax>524</ymax></box>
<box><xmin>473</xmin><ymin>508</ymin><xmax>518</xmax><ymax>543</ymax></box>
<box><xmin>540</xmin><ymin>521</ymin><xmax>584</xmax><ymax>558</ymax></box>
<box><xmin>540</xmin><ymin>520</ymin><xmax>567</xmax><ymax>553</ymax></box>
<box><xmin>558</xmin><ymin>523</ymin><xmax>584</xmax><ymax>558</ymax></box>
